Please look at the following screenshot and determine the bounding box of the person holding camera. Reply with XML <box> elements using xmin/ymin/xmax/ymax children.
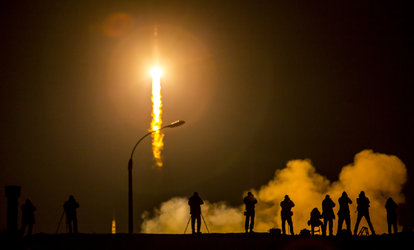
<box><xmin>243</xmin><ymin>192</ymin><xmax>257</xmax><ymax>233</ymax></box>
<box><xmin>280</xmin><ymin>195</ymin><xmax>295</xmax><ymax>235</ymax></box>
<box><xmin>188</xmin><ymin>192</ymin><xmax>204</xmax><ymax>234</ymax></box>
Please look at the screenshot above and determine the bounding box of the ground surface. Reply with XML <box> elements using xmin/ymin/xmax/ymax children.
<box><xmin>1</xmin><ymin>232</ymin><xmax>411</xmax><ymax>250</ymax></box>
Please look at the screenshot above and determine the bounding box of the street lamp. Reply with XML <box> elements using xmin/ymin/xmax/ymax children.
<box><xmin>128</xmin><ymin>120</ymin><xmax>185</xmax><ymax>234</ymax></box>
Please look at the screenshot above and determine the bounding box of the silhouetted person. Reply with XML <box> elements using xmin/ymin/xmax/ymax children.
<box><xmin>21</xmin><ymin>199</ymin><xmax>36</xmax><ymax>236</ymax></box>
<box><xmin>243</xmin><ymin>192</ymin><xmax>257</xmax><ymax>233</ymax></box>
<box><xmin>64</xmin><ymin>195</ymin><xmax>79</xmax><ymax>234</ymax></box>
<box><xmin>307</xmin><ymin>208</ymin><xmax>322</xmax><ymax>235</ymax></box>
<box><xmin>337</xmin><ymin>191</ymin><xmax>352</xmax><ymax>234</ymax></box>
<box><xmin>385</xmin><ymin>197</ymin><xmax>398</xmax><ymax>234</ymax></box>
<box><xmin>322</xmin><ymin>195</ymin><xmax>335</xmax><ymax>236</ymax></box>
<box><xmin>280</xmin><ymin>195</ymin><xmax>295</xmax><ymax>235</ymax></box>
<box><xmin>354</xmin><ymin>191</ymin><xmax>375</xmax><ymax>235</ymax></box>
<box><xmin>188</xmin><ymin>192</ymin><xmax>204</xmax><ymax>234</ymax></box>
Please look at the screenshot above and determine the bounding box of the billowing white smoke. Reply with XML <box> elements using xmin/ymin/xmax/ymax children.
<box><xmin>141</xmin><ymin>198</ymin><xmax>244</xmax><ymax>233</ymax></box>
<box><xmin>140</xmin><ymin>150</ymin><xmax>407</xmax><ymax>234</ymax></box>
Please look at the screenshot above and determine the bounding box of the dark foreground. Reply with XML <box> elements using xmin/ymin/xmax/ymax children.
<box><xmin>1</xmin><ymin>232</ymin><xmax>412</xmax><ymax>250</ymax></box>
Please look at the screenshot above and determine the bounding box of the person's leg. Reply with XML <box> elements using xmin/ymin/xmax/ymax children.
<box><xmin>191</xmin><ymin>216</ymin><xmax>195</xmax><ymax>234</ymax></box>
<box><xmin>21</xmin><ymin>223</ymin><xmax>27</xmax><ymax>236</ymax></box>
<box><xmin>196</xmin><ymin>215</ymin><xmax>201</xmax><ymax>233</ymax></box>
<box><xmin>281</xmin><ymin>217</ymin><xmax>286</xmax><ymax>234</ymax></box>
<box><xmin>245</xmin><ymin>214</ymin><xmax>249</xmax><ymax>232</ymax></box>
<box><xmin>337</xmin><ymin>216</ymin><xmax>343</xmax><ymax>233</ymax></box>
<box><xmin>322</xmin><ymin>218</ymin><xmax>327</xmax><ymax>236</ymax></box>
<box><xmin>250</xmin><ymin>211</ymin><xmax>255</xmax><ymax>232</ymax></box>
<box><xmin>365</xmin><ymin>213</ymin><xmax>375</xmax><ymax>235</ymax></box>
<box><xmin>73</xmin><ymin>217</ymin><xmax>78</xmax><ymax>234</ymax></box>
<box><xmin>345</xmin><ymin>214</ymin><xmax>351</xmax><ymax>233</ymax></box>
<box><xmin>28</xmin><ymin>223</ymin><xmax>33</xmax><ymax>235</ymax></box>
<box><xmin>387</xmin><ymin>217</ymin><xmax>392</xmax><ymax>234</ymax></box>
<box><xmin>328</xmin><ymin>219</ymin><xmax>333</xmax><ymax>236</ymax></box>
<box><xmin>67</xmin><ymin>218</ymin><xmax>73</xmax><ymax>234</ymax></box>
<box><xmin>393</xmin><ymin>221</ymin><xmax>398</xmax><ymax>234</ymax></box>
<box><xmin>288</xmin><ymin>216</ymin><xmax>294</xmax><ymax>235</ymax></box>
<box><xmin>354</xmin><ymin>213</ymin><xmax>362</xmax><ymax>235</ymax></box>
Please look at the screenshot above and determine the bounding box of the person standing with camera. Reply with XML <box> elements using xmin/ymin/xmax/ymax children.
<box><xmin>188</xmin><ymin>192</ymin><xmax>204</xmax><ymax>234</ymax></box>
<box><xmin>243</xmin><ymin>192</ymin><xmax>257</xmax><ymax>233</ymax></box>
<box><xmin>280</xmin><ymin>195</ymin><xmax>295</xmax><ymax>235</ymax></box>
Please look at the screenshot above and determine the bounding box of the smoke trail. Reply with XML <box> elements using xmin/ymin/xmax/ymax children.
<box><xmin>150</xmin><ymin>66</ymin><xmax>164</xmax><ymax>167</ymax></box>
<box><xmin>140</xmin><ymin>150</ymin><xmax>407</xmax><ymax>234</ymax></box>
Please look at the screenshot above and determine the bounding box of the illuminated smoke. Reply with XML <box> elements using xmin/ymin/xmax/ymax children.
<box><xmin>150</xmin><ymin>66</ymin><xmax>164</xmax><ymax>167</ymax></box>
<box><xmin>140</xmin><ymin>198</ymin><xmax>243</xmax><ymax>234</ymax></box>
<box><xmin>140</xmin><ymin>150</ymin><xmax>407</xmax><ymax>234</ymax></box>
<box><xmin>331</xmin><ymin>150</ymin><xmax>407</xmax><ymax>233</ymax></box>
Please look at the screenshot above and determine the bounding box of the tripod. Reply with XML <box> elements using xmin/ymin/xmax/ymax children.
<box><xmin>56</xmin><ymin>210</ymin><xmax>65</xmax><ymax>233</ymax></box>
<box><xmin>184</xmin><ymin>214</ymin><xmax>210</xmax><ymax>234</ymax></box>
<box><xmin>358</xmin><ymin>226</ymin><xmax>369</xmax><ymax>236</ymax></box>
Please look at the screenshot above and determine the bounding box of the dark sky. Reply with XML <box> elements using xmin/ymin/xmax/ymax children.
<box><xmin>1</xmin><ymin>1</ymin><xmax>412</xmax><ymax>233</ymax></box>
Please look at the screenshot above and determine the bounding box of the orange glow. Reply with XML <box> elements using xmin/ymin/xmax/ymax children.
<box><xmin>102</xmin><ymin>12</ymin><xmax>133</xmax><ymax>37</ymax></box>
<box><xmin>111</xmin><ymin>217</ymin><xmax>116</xmax><ymax>234</ymax></box>
<box><xmin>150</xmin><ymin>66</ymin><xmax>164</xmax><ymax>167</ymax></box>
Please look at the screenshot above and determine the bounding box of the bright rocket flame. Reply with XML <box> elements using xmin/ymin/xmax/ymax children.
<box><xmin>150</xmin><ymin>66</ymin><xmax>164</xmax><ymax>167</ymax></box>
<box><xmin>111</xmin><ymin>217</ymin><xmax>116</xmax><ymax>234</ymax></box>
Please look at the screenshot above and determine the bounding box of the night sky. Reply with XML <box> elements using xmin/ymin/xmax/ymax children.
<box><xmin>1</xmin><ymin>1</ymin><xmax>412</xmax><ymax>233</ymax></box>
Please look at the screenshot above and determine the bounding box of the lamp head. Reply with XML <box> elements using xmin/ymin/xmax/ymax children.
<box><xmin>164</xmin><ymin>120</ymin><xmax>185</xmax><ymax>128</ymax></box>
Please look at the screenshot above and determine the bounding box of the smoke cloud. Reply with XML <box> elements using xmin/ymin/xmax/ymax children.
<box><xmin>140</xmin><ymin>150</ymin><xmax>407</xmax><ymax>234</ymax></box>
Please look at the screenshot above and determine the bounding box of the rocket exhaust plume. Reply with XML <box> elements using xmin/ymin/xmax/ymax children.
<box><xmin>111</xmin><ymin>217</ymin><xmax>116</xmax><ymax>234</ymax></box>
<box><xmin>150</xmin><ymin>66</ymin><xmax>164</xmax><ymax>167</ymax></box>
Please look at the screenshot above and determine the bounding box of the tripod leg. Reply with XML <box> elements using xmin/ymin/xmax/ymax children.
<box><xmin>184</xmin><ymin>216</ymin><xmax>191</xmax><ymax>234</ymax></box>
<box><xmin>56</xmin><ymin>211</ymin><xmax>65</xmax><ymax>233</ymax></box>
<box><xmin>201</xmin><ymin>214</ymin><xmax>210</xmax><ymax>234</ymax></box>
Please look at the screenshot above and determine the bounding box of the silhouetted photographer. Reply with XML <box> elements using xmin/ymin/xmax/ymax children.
<box><xmin>354</xmin><ymin>191</ymin><xmax>375</xmax><ymax>235</ymax></box>
<box><xmin>188</xmin><ymin>192</ymin><xmax>204</xmax><ymax>234</ymax></box>
<box><xmin>243</xmin><ymin>192</ymin><xmax>257</xmax><ymax>233</ymax></box>
<box><xmin>385</xmin><ymin>197</ymin><xmax>398</xmax><ymax>234</ymax></box>
<box><xmin>21</xmin><ymin>199</ymin><xmax>36</xmax><ymax>236</ymax></box>
<box><xmin>322</xmin><ymin>195</ymin><xmax>335</xmax><ymax>236</ymax></box>
<box><xmin>337</xmin><ymin>191</ymin><xmax>352</xmax><ymax>234</ymax></box>
<box><xmin>64</xmin><ymin>195</ymin><xmax>79</xmax><ymax>234</ymax></box>
<box><xmin>280</xmin><ymin>195</ymin><xmax>295</xmax><ymax>235</ymax></box>
<box><xmin>307</xmin><ymin>207</ymin><xmax>322</xmax><ymax>235</ymax></box>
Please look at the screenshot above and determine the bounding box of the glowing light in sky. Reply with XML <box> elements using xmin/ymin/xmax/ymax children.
<box><xmin>150</xmin><ymin>66</ymin><xmax>164</xmax><ymax>167</ymax></box>
<box><xmin>111</xmin><ymin>217</ymin><xmax>116</xmax><ymax>234</ymax></box>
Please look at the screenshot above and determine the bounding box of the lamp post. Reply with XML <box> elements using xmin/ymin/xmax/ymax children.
<box><xmin>128</xmin><ymin>120</ymin><xmax>185</xmax><ymax>234</ymax></box>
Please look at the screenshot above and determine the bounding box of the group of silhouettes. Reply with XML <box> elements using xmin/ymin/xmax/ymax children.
<box><xmin>307</xmin><ymin>191</ymin><xmax>398</xmax><ymax>236</ymax></box>
<box><xmin>188</xmin><ymin>191</ymin><xmax>399</xmax><ymax>236</ymax></box>
<box><xmin>19</xmin><ymin>191</ymin><xmax>398</xmax><ymax>236</ymax></box>
<box><xmin>19</xmin><ymin>195</ymin><xmax>80</xmax><ymax>236</ymax></box>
